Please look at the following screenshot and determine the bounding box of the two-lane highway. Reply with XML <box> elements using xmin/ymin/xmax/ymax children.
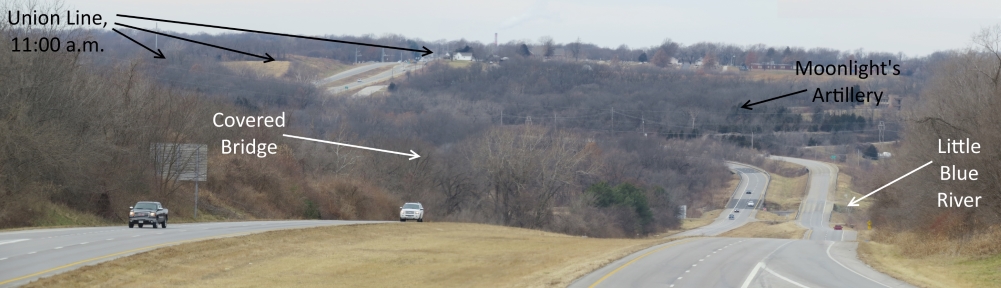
<box><xmin>571</xmin><ymin>157</ymin><xmax>913</xmax><ymax>288</ymax></box>
<box><xmin>771</xmin><ymin>156</ymin><xmax>855</xmax><ymax>242</ymax></box>
<box><xmin>0</xmin><ymin>220</ymin><xmax>382</xmax><ymax>287</ymax></box>
<box><xmin>672</xmin><ymin>162</ymin><xmax>769</xmax><ymax>237</ymax></box>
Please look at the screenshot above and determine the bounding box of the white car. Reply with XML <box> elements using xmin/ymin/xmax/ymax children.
<box><xmin>399</xmin><ymin>202</ymin><xmax>424</xmax><ymax>222</ymax></box>
<box><xmin>747</xmin><ymin>201</ymin><xmax>755</xmax><ymax>207</ymax></box>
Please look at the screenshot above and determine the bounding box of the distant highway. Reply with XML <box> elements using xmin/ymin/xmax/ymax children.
<box><xmin>672</xmin><ymin>162</ymin><xmax>769</xmax><ymax>237</ymax></box>
<box><xmin>772</xmin><ymin>156</ymin><xmax>856</xmax><ymax>242</ymax></box>
<box><xmin>312</xmin><ymin>62</ymin><xmax>396</xmax><ymax>87</ymax></box>
<box><xmin>571</xmin><ymin>158</ymin><xmax>913</xmax><ymax>288</ymax></box>
<box><xmin>0</xmin><ymin>220</ymin><xmax>382</xmax><ymax>287</ymax></box>
<box><xmin>317</xmin><ymin>62</ymin><xmax>418</xmax><ymax>94</ymax></box>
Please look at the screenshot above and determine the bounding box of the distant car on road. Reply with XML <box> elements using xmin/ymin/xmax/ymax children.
<box><xmin>357</xmin><ymin>79</ymin><xmax>363</xmax><ymax>83</ymax></box>
<box><xmin>728</xmin><ymin>214</ymin><xmax>735</xmax><ymax>220</ymax></box>
<box><xmin>399</xmin><ymin>202</ymin><xmax>424</xmax><ymax>222</ymax></box>
<box><xmin>834</xmin><ymin>225</ymin><xmax>843</xmax><ymax>230</ymax></box>
<box><xmin>747</xmin><ymin>201</ymin><xmax>755</xmax><ymax>207</ymax></box>
<box><xmin>733</xmin><ymin>209</ymin><xmax>739</xmax><ymax>213</ymax></box>
<box><xmin>129</xmin><ymin>201</ymin><xmax>167</xmax><ymax>228</ymax></box>
<box><xmin>746</xmin><ymin>190</ymin><xmax>752</xmax><ymax>194</ymax></box>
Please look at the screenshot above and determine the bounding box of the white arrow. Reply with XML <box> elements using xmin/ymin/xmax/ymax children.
<box><xmin>282</xmin><ymin>134</ymin><xmax>421</xmax><ymax>160</ymax></box>
<box><xmin>848</xmin><ymin>160</ymin><xmax>933</xmax><ymax>206</ymax></box>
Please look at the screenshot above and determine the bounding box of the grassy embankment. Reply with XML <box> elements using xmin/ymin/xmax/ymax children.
<box><xmin>670</xmin><ymin>170</ymin><xmax>746</xmax><ymax>233</ymax></box>
<box><xmin>720</xmin><ymin>160</ymin><xmax>808</xmax><ymax>239</ymax></box>
<box><xmin>837</xmin><ymin>163</ymin><xmax>1001</xmax><ymax>287</ymax></box>
<box><xmin>857</xmin><ymin>229</ymin><xmax>1001</xmax><ymax>287</ymax></box>
<box><xmin>220</xmin><ymin>60</ymin><xmax>291</xmax><ymax>78</ymax></box>
<box><xmin>26</xmin><ymin>222</ymin><xmax>678</xmax><ymax>288</ymax></box>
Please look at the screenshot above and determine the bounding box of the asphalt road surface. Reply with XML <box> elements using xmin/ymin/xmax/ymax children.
<box><xmin>323</xmin><ymin>62</ymin><xmax>417</xmax><ymax>94</ymax></box>
<box><xmin>672</xmin><ymin>162</ymin><xmax>769</xmax><ymax>238</ymax></box>
<box><xmin>0</xmin><ymin>220</ymin><xmax>380</xmax><ymax>287</ymax></box>
<box><xmin>771</xmin><ymin>156</ymin><xmax>856</xmax><ymax>242</ymax></box>
<box><xmin>312</xmin><ymin>62</ymin><xmax>396</xmax><ymax>87</ymax></box>
<box><xmin>571</xmin><ymin>158</ymin><xmax>913</xmax><ymax>288</ymax></box>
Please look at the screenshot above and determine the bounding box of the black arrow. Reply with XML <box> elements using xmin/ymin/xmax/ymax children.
<box><xmin>740</xmin><ymin>89</ymin><xmax>809</xmax><ymax>110</ymax></box>
<box><xmin>112</xmin><ymin>28</ymin><xmax>165</xmax><ymax>59</ymax></box>
<box><xmin>115</xmin><ymin>22</ymin><xmax>275</xmax><ymax>63</ymax></box>
<box><xmin>116</xmin><ymin>14</ymin><xmax>434</xmax><ymax>57</ymax></box>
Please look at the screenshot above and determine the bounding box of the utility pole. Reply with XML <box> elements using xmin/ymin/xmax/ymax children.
<box><xmin>878</xmin><ymin>121</ymin><xmax>885</xmax><ymax>143</ymax></box>
<box><xmin>155</xmin><ymin>22</ymin><xmax>158</xmax><ymax>49</ymax></box>
<box><xmin>857</xmin><ymin>149</ymin><xmax>861</xmax><ymax>166</ymax></box>
<box><xmin>751</xmin><ymin>131</ymin><xmax>754</xmax><ymax>149</ymax></box>
<box><xmin>641</xmin><ymin>112</ymin><xmax>647</xmax><ymax>137</ymax></box>
<box><xmin>611</xmin><ymin>107</ymin><xmax>614</xmax><ymax>131</ymax></box>
<box><xmin>194</xmin><ymin>147</ymin><xmax>199</xmax><ymax>219</ymax></box>
<box><xmin>553</xmin><ymin>111</ymin><xmax>558</xmax><ymax>128</ymax></box>
<box><xmin>354</xmin><ymin>47</ymin><xmax>360</xmax><ymax>64</ymax></box>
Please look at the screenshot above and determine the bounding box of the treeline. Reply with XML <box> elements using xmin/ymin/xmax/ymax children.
<box><xmin>2</xmin><ymin>1</ymin><xmax>929</xmax><ymax>237</ymax></box>
<box><xmin>866</xmin><ymin>27</ymin><xmax>1001</xmax><ymax>256</ymax></box>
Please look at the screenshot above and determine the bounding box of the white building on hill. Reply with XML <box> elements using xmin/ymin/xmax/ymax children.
<box><xmin>453</xmin><ymin>52</ymin><xmax>474</xmax><ymax>61</ymax></box>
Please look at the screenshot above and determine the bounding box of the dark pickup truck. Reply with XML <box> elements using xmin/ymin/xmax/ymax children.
<box><xmin>129</xmin><ymin>201</ymin><xmax>168</xmax><ymax>228</ymax></box>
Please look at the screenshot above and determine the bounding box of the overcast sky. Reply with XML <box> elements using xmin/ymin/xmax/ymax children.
<box><xmin>60</xmin><ymin>0</ymin><xmax>1001</xmax><ymax>57</ymax></box>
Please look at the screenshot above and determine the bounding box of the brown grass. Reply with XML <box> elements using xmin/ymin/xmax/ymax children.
<box><xmin>26</xmin><ymin>222</ymin><xmax>673</xmax><ymax>288</ymax></box>
<box><xmin>763</xmin><ymin>172</ymin><xmax>808</xmax><ymax>211</ymax></box>
<box><xmin>714</xmin><ymin>177</ymin><xmax>741</xmax><ymax>209</ymax></box>
<box><xmin>760</xmin><ymin>158</ymin><xmax>808</xmax><ymax>178</ymax></box>
<box><xmin>719</xmin><ymin>220</ymin><xmax>806</xmax><ymax>239</ymax></box>
<box><xmin>681</xmin><ymin>209</ymin><xmax>722</xmax><ymax>230</ymax></box>
<box><xmin>284</xmin><ymin>55</ymin><xmax>352</xmax><ymax>80</ymax></box>
<box><xmin>220</xmin><ymin>61</ymin><xmax>291</xmax><ymax>78</ymax></box>
<box><xmin>447</xmin><ymin>61</ymin><xmax>473</xmax><ymax>68</ymax></box>
<box><xmin>858</xmin><ymin>229</ymin><xmax>1001</xmax><ymax>288</ymax></box>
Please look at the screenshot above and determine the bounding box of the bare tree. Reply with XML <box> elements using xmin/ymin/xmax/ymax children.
<box><xmin>570</xmin><ymin>37</ymin><xmax>582</xmax><ymax>61</ymax></box>
<box><xmin>539</xmin><ymin>36</ymin><xmax>556</xmax><ymax>58</ymax></box>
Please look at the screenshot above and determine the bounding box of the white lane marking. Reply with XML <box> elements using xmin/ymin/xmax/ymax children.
<box><xmin>741</xmin><ymin>240</ymin><xmax>796</xmax><ymax>288</ymax></box>
<box><xmin>677</xmin><ymin>277</ymin><xmax>683</xmax><ymax>280</ymax></box>
<box><xmin>132</xmin><ymin>235</ymin><xmax>140</xmax><ymax>237</ymax></box>
<box><xmin>763</xmin><ymin>265</ymin><xmax>810</xmax><ymax>288</ymax></box>
<box><xmin>740</xmin><ymin>262</ymin><xmax>766</xmax><ymax>288</ymax></box>
<box><xmin>54</xmin><ymin>246</ymin><xmax>62</xmax><ymax>249</ymax></box>
<box><xmin>0</xmin><ymin>239</ymin><xmax>29</xmax><ymax>246</ymax></box>
<box><xmin>826</xmin><ymin>243</ymin><xmax>890</xmax><ymax>287</ymax></box>
<box><xmin>107</xmin><ymin>238</ymin><xmax>114</xmax><ymax>241</ymax></box>
<box><xmin>0</xmin><ymin>257</ymin><xmax>7</xmax><ymax>261</ymax></box>
<box><xmin>26</xmin><ymin>251</ymin><xmax>36</xmax><ymax>254</ymax></box>
<box><xmin>685</xmin><ymin>270</ymin><xmax>690</xmax><ymax>273</ymax></box>
<box><xmin>80</xmin><ymin>242</ymin><xmax>88</xmax><ymax>245</ymax></box>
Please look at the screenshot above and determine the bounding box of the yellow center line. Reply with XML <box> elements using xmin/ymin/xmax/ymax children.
<box><xmin>588</xmin><ymin>238</ymin><xmax>699</xmax><ymax>288</ymax></box>
<box><xmin>0</xmin><ymin>231</ymin><xmax>254</xmax><ymax>285</ymax></box>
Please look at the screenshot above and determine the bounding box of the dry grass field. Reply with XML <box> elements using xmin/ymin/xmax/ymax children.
<box><xmin>858</xmin><ymin>230</ymin><xmax>1001</xmax><ymax>288</ymax></box>
<box><xmin>719</xmin><ymin>220</ymin><xmax>806</xmax><ymax>239</ymax></box>
<box><xmin>681</xmin><ymin>209</ymin><xmax>722</xmax><ymax>230</ymax></box>
<box><xmin>220</xmin><ymin>60</ymin><xmax>291</xmax><ymax>78</ymax></box>
<box><xmin>763</xmin><ymin>172</ymin><xmax>808</xmax><ymax>211</ymax></box>
<box><xmin>25</xmin><ymin>222</ymin><xmax>674</xmax><ymax>288</ymax></box>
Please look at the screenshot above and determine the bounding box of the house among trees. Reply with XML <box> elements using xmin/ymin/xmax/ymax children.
<box><xmin>748</xmin><ymin>62</ymin><xmax>794</xmax><ymax>70</ymax></box>
<box><xmin>453</xmin><ymin>52</ymin><xmax>474</xmax><ymax>61</ymax></box>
